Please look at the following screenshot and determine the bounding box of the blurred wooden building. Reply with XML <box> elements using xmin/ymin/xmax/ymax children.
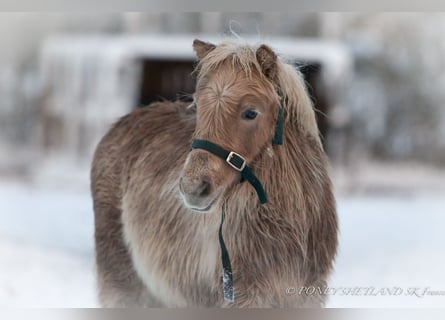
<box><xmin>39</xmin><ymin>34</ymin><xmax>352</xmax><ymax>162</ymax></box>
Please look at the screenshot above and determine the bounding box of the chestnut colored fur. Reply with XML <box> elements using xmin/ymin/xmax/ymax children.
<box><xmin>91</xmin><ymin>39</ymin><xmax>338</xmax><ymax>307</ymax></box>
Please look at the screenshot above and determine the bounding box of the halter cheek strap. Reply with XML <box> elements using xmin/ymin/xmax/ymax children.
<box><xmin>272</xmin><ymin>106</ymin><xmax>284</xmax><ymax>146</ymax></box>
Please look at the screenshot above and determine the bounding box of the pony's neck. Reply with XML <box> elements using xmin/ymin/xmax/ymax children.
<box><xmin>223</xmin><ymin>121</ymin><xmax>323</xmax><ymax>258</ymax></box>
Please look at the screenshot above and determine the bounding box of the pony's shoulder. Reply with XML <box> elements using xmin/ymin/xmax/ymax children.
<box><xmin>111</xmin><ymin>100</ymin><xmax>195</xmax><ymax>131</ymax></box>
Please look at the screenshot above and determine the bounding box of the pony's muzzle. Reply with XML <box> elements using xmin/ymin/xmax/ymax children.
<box><xmin>179</xmin><ymin>176</ymin><xmax>216</xmax><ymax>212</ymax></box>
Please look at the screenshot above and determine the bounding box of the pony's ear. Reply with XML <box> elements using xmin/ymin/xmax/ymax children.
<box><xmin>193</xmin><ymin>39</ymin><xmax>216</xmax><ymax>60</ymax></box>
<box><xmin>256</xmin><ymin>44</ymin><xmax>278</xmax><ymax>81</ymax></box>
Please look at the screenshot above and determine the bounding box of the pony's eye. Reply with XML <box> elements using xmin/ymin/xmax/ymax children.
<box><xmin>242</xmin><ymin>109</ymin><xmax>258</xmax><ymax>120</ymax></box>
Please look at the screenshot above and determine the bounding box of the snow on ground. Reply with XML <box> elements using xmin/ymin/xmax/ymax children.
<box><xmin>327</xmin><ymin>193</ymin><xmax>445</xmax><ymax>307</ymax></box>
<box><xmin>0</xmin><ymin>180</ymin><xmax>94</xmax><ymax>255</ymax></box>
<box><xmin>0</xmin><ymin>168</ymin><xmax>444</xmax><ymax>307</ymax></box>
<box><xmin>0</xmin><ymin>179</ymin><xmax>96</xmax><ymax>307</ymax></box>
<box><xmin>0</xmin><ymin>238</ymin><xmax>96</xmax><ymax>307</ymax></box>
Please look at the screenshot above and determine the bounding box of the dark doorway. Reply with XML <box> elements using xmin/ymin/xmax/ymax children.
<box><xmin>138</xmin><ymin>59</ymin><xmax>196</xmax><ymax>106</ymax></box>
<box><xmin>297</xmin><ymin>62</ymin><xmax>329</xmax><ymax>143</ymax></box>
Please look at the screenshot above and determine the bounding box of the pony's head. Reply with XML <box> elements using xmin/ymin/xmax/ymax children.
<box><xmin>179</xmin><ymin>39</ymin><xmax>319</xmax><ymax>212</ymax></box>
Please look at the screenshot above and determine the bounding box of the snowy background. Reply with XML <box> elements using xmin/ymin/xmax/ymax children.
<box><xmin>1</xmin><ymin>13</ymin><xmax>445</xmax><ymax>307</ymax></box>
<box><xmin>1</xmin><ymin>164</ymin><xmax>445</xmax><ymax>307</ymax></box>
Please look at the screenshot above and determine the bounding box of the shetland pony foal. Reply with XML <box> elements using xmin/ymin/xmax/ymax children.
<box><xmin>91</xmin><ymin>39</ymin><xmax>338</xmax><ymax>307</ymax></box>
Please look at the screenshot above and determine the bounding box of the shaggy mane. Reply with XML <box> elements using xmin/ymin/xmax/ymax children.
<box><xmin>194</xmin><ymin>40</ymin><xmax>321</xmax><ymax>146</ymax></box>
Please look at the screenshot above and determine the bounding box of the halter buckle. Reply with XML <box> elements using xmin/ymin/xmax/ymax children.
<box><xmin>226</xmin><ymin>151</ymin><xmax>246</xmax><ymax>172</ymax></box>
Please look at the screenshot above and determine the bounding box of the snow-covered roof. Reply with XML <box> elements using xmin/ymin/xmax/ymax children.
<box><xmin>41</xmin><ymin>33</ymin><xmax>352</xmax><ymax>82</ymax></box>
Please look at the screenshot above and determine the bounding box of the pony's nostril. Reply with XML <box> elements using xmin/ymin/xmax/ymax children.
<box><xmin>199</xmin><ymin>179</ymin><xmax>211</xmax><ymax>197</ymax></box>
<box><xmin>191</xmin><ymin>177</ymin><xmax>212</xmax><ymax>198</ymax></box>
<box><xmin>181</xmin><ymin>176</ymin><xmax>213</xmax><ymax>199</ymax></box>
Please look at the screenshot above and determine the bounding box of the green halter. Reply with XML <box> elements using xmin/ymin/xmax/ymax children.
<box><xmin>190</xmin><ymin>104</ymin><xmax>283</xmax><ymax>204</ymax></box>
